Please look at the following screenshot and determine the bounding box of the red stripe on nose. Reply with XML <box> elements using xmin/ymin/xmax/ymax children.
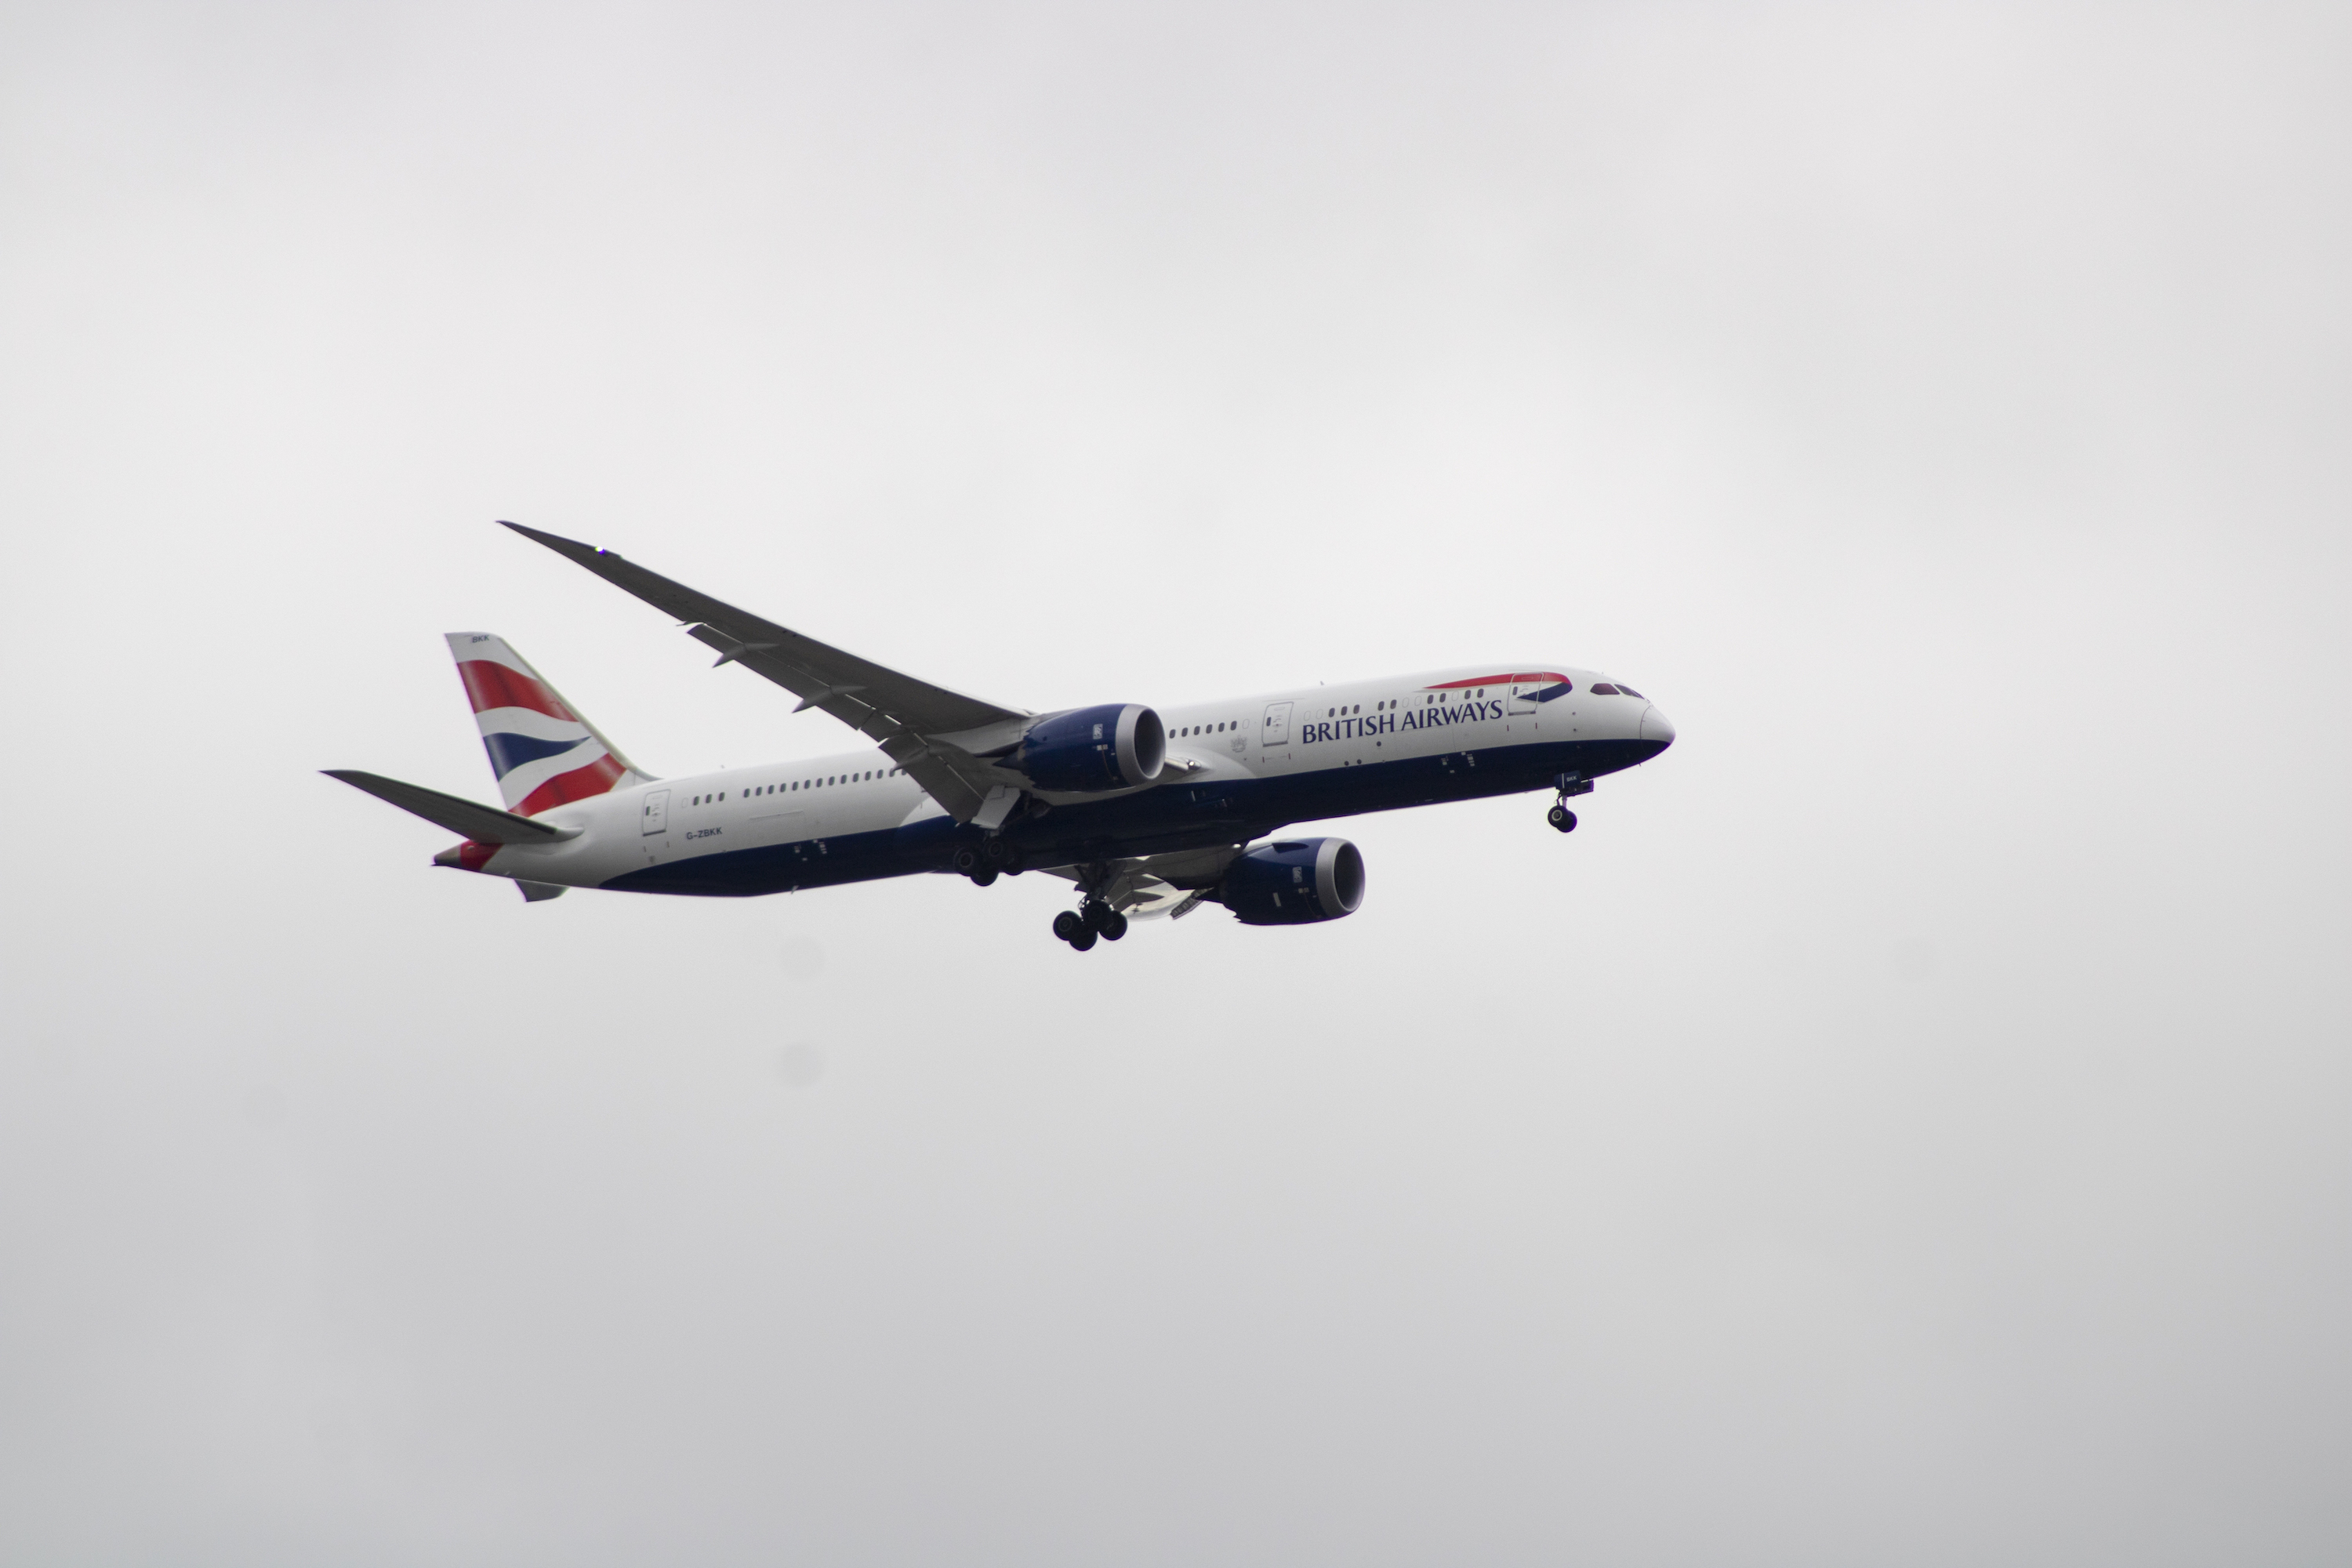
<box><xmin>1422</xmin><ymin>671</ymin><xmax>1569</xmax><ymax>690</ymax></box>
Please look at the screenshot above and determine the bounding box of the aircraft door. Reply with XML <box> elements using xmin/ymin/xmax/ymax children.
<box><xmin>642</xmin><ymin>788</ymin><xmax>670</xmax><ymax>834</ymax></box>
<box><xmin>1507</xmin><ymin>680</ymin><xmax>1542</xmax><ymax>716</ymax></box>
<box><xmin>1259</xmin><ymin>700</ymin><xmax>1294</xmax><ymax>772</ymax></box>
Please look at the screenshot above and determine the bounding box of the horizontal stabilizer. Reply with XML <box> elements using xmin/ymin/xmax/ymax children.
<box><xmin>324</xmin><ymin>769</ymin><xmax>580</xmax><ymax>844</ymax></box>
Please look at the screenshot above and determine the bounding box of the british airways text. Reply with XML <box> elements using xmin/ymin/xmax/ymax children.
<box><xmin>1299</xmin><ymin>699</ymin><xmax>1504</xmax><ymax>746</ymax></box>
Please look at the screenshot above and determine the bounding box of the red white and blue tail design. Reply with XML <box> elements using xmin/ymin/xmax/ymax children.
<box><xmin>445</xmin><ymin>633</ymin><xmax>652</xmax><ymax>814</ymax></box>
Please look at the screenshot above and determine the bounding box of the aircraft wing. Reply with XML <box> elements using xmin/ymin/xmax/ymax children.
<box><xmin>501</xmin><ymin>522</ymin><xmax>1030</xmax><ymax>822</ymax></box>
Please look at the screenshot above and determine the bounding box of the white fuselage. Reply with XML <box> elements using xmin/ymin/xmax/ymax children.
<box><xmin>464</xmin><ymin>664</ymin><xmax>1672</xmax><ymax>895</ymax></box>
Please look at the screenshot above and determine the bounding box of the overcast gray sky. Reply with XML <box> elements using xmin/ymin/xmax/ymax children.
<box><xmin>2</xmin><ymin>4</ymin><xmax>2347</xmax><ymax>1564</ymax></box>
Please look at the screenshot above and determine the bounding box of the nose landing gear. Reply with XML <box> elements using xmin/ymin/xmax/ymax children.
<box><xmin>1548</xmin><ymin>771</ymin><xmax>1592</xmax><ymax>833</ymax></box>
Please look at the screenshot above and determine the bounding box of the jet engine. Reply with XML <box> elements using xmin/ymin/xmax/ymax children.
<box><xmin>1216</xmin><ymin>837</ymin><xmax>1366</xmax><ymax>925</ymax></box>
<box><xmin>1011</xmin><ymin>703</ymin><xmax>1166</xmax><ymax>792</ymax></box>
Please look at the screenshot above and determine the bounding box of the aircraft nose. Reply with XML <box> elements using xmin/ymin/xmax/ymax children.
<box><xmin>1640</xmin><ymin>705</ymin><xmax>1676</xmax><ymax>747</ymax></box>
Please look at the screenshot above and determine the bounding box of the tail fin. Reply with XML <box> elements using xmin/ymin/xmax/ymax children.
<box><xmin>446</xmin><ymin>633</ymin><xmax>654</xmax><ymax>814</ymax></box>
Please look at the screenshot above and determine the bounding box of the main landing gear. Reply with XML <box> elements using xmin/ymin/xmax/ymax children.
<box><xmin>1053</xmin><ymin>898</ymin><xmax>1128</xmax><ymax>952</ymax></box>
<box><xmin>953</xmin><ymin>837</ymin><xmax>1024</xmax><ymax>886</ymax></box>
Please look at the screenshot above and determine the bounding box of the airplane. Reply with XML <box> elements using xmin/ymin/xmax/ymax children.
<box><xmin>328</xmin><ymin>522</ymin><xmax>1676</xmax><ymax>949</ymax></box>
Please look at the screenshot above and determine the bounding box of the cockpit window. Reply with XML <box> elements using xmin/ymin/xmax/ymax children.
<box><xmin>1615</xmin><ymin>685</ymin><xmax>1643</xmax><ymax>699</ymax></box>
<box><xmin>1589</xmin><ymin>682</ymin><xmax>1643</xmax><ymax>698</ymax></box>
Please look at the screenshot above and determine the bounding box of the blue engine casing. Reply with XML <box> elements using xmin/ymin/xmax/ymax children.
<box><xmin>1012</xmin><ymin>703</ymin><xmax>1166</xmax><ymax>793</ymax></box>
<box><xmin>1218</xmin><ymin>837</ymin><xmax>1367</xmax><ymax>925</ymax></box>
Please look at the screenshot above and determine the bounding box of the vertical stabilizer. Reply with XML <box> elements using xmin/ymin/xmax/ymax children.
<box><xmin>445</xmin><ymin>633</ymin><xmax>652</xmax><ymax>814</ymax></box>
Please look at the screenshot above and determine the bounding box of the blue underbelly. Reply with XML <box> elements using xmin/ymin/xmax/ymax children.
<box><xmin>601</xmin><ymin>735</ymin><xmax>1656</xmax><ymax>897</ymax></box>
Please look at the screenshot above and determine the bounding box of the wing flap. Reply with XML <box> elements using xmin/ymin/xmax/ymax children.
<box><xmin>1036</xmin><ymin>844</ymin><xmax>1247</xmax><ymax>915</ymax></box>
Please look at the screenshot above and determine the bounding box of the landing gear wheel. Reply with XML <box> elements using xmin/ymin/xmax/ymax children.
<box><xmin>1098</xmin><ymin>909</ymin><xmax>1129</xmax><ymax>942</ymax></box>
<box><xmin>984</xmin><ymin>837</ymin><xmax>1018</xmax><ymax>869</ymax></box>
<box><xmin>1052</xmin><ymin>910</ymin><xmax>1084</xmax><ymax>943</ymax></box>
<box><xmin>1068</xmin><ymin>927</ymin><xmax>1098</xmax><ymax>952</ymax></box>
<box><xmin>952</xmin><ymin>846</ymin><xmax>981</xmax><ymax>874</ymax></box>
<box><xmin>970</xmin><ymin>866</ymin><xmax>999</xmax><ymax>887</ymax></box>
<box><xmin>1548</xmin><ymin>804</ymin><xmax>1579</xmax><ymax>833</ymax></box>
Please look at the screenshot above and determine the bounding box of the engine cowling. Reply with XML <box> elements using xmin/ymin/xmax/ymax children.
<box><xmin>1218</xmin><ymin>837</ymin><xmax>1366</xmax><ymax>925</ymax></box>
<box><xmin>1011</xmin><ymin>703</ymin><xmax>1166</xmax><ymax>793</ymax></box>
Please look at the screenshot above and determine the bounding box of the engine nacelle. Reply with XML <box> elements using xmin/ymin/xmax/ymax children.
<box><xmin>1011</xmin><ymin>703</ymin><xmax>1166</xmax><ymax>793</ymax></box>
<box><xmin>1218</xmin><ymin>837</ymin><xmax>1366</xmax><ymax>926</ymax></box>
